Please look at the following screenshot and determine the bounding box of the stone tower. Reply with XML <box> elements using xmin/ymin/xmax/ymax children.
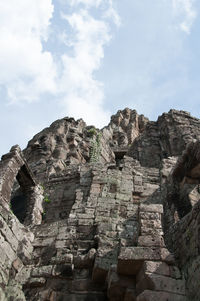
<box><xmin>0</xmin><ymin>108</ymin><xmax>200</xmax><ymax>300</ymax></box>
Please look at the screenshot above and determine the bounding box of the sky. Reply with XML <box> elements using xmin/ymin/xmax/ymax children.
<box><xmin>0</xmin><ymin>0</ymin><xmax>200</xmax><ymax>157</ymax></box>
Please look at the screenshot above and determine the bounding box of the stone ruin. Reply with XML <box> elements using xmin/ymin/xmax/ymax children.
<box><xmin>0</xmin><ymin>108</ymin><xmax>200</xmax><ymax>301</ymax></box>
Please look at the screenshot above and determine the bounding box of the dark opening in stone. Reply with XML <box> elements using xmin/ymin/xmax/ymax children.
<box><xmin>169</xmin><ymin>190</ymin><xmax>192</xmax><ymax>220</ymax></box>
<box><xmin>10</xmin><ymin>186</ymin><xmax>27</xmax><ymax>224</ymax></box>
<box><xmin>10</xmin><ymin>164</ymin><xmax>35</xmax><ymax>224</ymax></box>
<box><xmin>114</xmin><ymin>150</ymin><xmax>127</xmax><ymax>167</ymax></box>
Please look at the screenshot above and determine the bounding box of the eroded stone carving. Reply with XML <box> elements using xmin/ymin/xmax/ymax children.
<box><xmin>0</xmin><ymin>109</ymin><xmax>200</xmax><ymax>300</ymax></box>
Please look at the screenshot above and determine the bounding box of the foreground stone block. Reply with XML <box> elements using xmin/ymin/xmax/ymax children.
<box><xmin>31</xmin><ymin>265</ymin><xmax>53</xmax><ymax>277</ymax></box>
<box><xmin>124</xmin><ymin>289</ymin><xmax>136</xmax><ymax>301</ymax></box>
<box><xmin>140</xmin><ymin>204</ymin><xmax>163</xmax><ymax>214</ymax></box>
<box><xmin>138</xmin><ymin>236</ymin><xmax>165</xmax><ymax>248</ymax></box>
<box><xmin>52</xmin><ymin>264</ymin><xmax>74</xmax><ymax>278</ymax></box>
<box><xmin>107</xmin><ymin>266</ymin><xmax>136</xmax><ymax>301</ymax></box>
<box><xmin>137</xmin><ymin>261</ymin><xmax>170</xmax><ymax>280</ymax></box>
<box><xmin>92</xmin><ymin>257</ymin><xmax>110</xmax><ymax>282</ymax></box>
<box><xmin>136</xmin><ymin>290</ymin><xmax>187</xmax><ymax>301</ymax></box>
<box><xmin>28</xmin><ymin>277</ymin><xmax>46</xmax><ymax>287</ymax></box>
<box><xmin>136</xmin><ymin>273</ymin><xmax>185</xmax><ymax>295</ymax></box>
<box><xmin>74</xmin><ymin>248</ymin><xmax>96</xmax><ymax>268</ymax></box>
<box><xmin>118</xmin><ymin>247</ymin><xmax>162</xmax><ymax>275</ymax></box>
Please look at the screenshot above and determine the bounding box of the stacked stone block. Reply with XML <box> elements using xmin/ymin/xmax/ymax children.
<box><xmin>0</xmin><ymin>147</ymin><xmax>37</xmax><ymax>300</ymax></box>
<box><xmin>117</xmin><ymin>204</ymin><xmax>186</xmax><ymax>300</ymax></box>
<box><xmin>1</xmin><ymin>109</ymin><xmax>200</xmax><ymax>300</ymax></box>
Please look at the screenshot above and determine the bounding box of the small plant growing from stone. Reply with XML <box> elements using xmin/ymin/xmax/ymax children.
<box><xmin>42</xmin><ymin>211</ymin><xmax>46</xmax><ymax>221</ymax></box>
<box><xmin>9</xmin><ymin>202</ymin><xmax>13</xmax><ymax>214</ymax></box>
<box><xmin>40</xmin><ymin>184</ymin><xmax>51</xmax><ymax>203</ymax></box>
<box><xmin>88</xmin><ymin>128</ymin><xmax>102</xmax><ymax>162</ymax></box>
<box><xmin>40</xmin><ymin>184</ymin><xmax>45</xmax><ymax>191</ymax></box>
<box><xmin>87</xmin><ymin>128</ymin><xmax>97</xmax><ymax>136</ymax></box>
<box><xmin>44</xmin><ymin>194</ymin><xmax>51</xmax><ymax>203</ymax></box>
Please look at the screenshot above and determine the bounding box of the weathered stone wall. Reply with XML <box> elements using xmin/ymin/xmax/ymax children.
<box><xmin>6</xmin><ymin>155</ymin><xmax>185</xmax><ymax>301</ymax></box>
<box><xmin>163</xmin><ymin>141</ymin><xmax>200</xmax><ymax>301</ymax></box>
<box><xmin>0</xmin><ymin>109</ymin><xmax>199</xmax><ymax>300</ymax></box>
<box><xmin>23</xmin><ymin>108</ymin><xmax>149</xmax><ymax>181</ymax></box>
<box><xmin>0</xmin><ymin>146</ymin><xmax>40</xmax><ymax>300</ymax></box>
<box><xmin>128</xmin><ymin>110</ymin><xmax>200</xmax><ymax>168</ymax></box>
<box><xmin>170</xmin><ymin>201</ymin><xmax>200</xmax><ymax>301</ymax></box>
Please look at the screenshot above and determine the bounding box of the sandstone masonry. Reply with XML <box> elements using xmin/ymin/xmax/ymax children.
<box><xmin>0</xmin><ymin>108</ymin><xmax>200</xmax><ymax>301</ymax></box>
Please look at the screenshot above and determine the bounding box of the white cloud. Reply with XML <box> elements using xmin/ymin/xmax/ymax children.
<box><xmin>0</xmin><ymin>0</ymin><xmax>56</xmax><ymax>102</ymax></box>
<box><xmin>103</xmin><ymin>0</ymin><xmax>121</xmax><ymax>27</ymax></box>
<box><xmin>59</xmin><ymin>9</ymin><xmax>111</xmax><ymax>127</ymax></box>
<box><xmin>0</xmin><ymin>0</ymin><xmax>120</xmax><ymax>127</ymax></box>
<box><xmin>172</xmin><ymin>0</ymin><xmax>197</xmax><ymax>33</ymax></box>
<box><xmin>68</xmin><ymin>0</ymin><xmax>121</xmax><ymax>26</ymax></box>
<box><xmin>55</xmin><ymin>1</ymin><xmax>120</xmax><ymax>127</ymax></box>
<box><xmin>68</xmin><ymin>0</ymin><xmax>102</xmax><ymax>7</ymax></box>
<box><xmin>0</xmin><ymin>1</ymin><xmax>53</xmax><ymax>40</ymax></box>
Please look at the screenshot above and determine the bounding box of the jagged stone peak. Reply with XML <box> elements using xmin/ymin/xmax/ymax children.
<box><xmin>29</xmin><ymin>108</ymin><xmax>148</xmax><ymax>140</ymax></box>
<box><xmin>163</xmin><ymin>108</ymin><xmax>194</xmax><ymax>117</ymax></box>
<box><xmin>109</xmin><ymin>107</ymin><xmax>148</xmax><ymax>123</ymax></box>
<box><xmin>23</xmin><ymin>108</ymin><xmax>150</xmax><ymax>178</ymax></box>
<box><xmin>126</xmin><ymin>109</ymin><xmax>200</xmax><ymax>168</ymax></box>
<box><xmin>26</xmin><ymin>108</ymin><xmax>198</xmax><ymax>143</ymax></box>
<box><xmin>22</xmin><ymin>108</ymin><xmax>200</xmax><ymax>179</ymax></box>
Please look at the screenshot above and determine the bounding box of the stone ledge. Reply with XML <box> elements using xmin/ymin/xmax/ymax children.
<box><xmin>117</xmin><ymin>247</ymin><xmax>175</xmax><ymax>275</ymax></box>
<box><xmin>137</xmin><ymin>261</ymin><xmax>170</xmax><ymax>280</ymax></box>
<box><xmin>136</xmin><ymin>273</ymin><xmax>185</xmax><ymax>295</ymax></box>
<box><xmin>138</xmin><ymin>236</ymin><xmax>165</xmax><ymax>248</ymax></box>
<box><xmin>118</xmin><ymin>247</ymin><xmax>160</xmax><ymax>275</ymax></box>
<box><xmin>140</xmin><ymin>204</ymin><xmax>163</xmax><ymax>214</ymax></box>
<box><xmin>136</xmin><ymin>290</ymin><xmax>186</xmax><ymax>301</ymax></box>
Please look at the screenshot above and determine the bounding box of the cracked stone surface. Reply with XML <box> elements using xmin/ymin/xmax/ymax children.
<box><xmin>0</xmin><ymin>108</ymin><xmax>200</xmax><ymax>300</ymax></box>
